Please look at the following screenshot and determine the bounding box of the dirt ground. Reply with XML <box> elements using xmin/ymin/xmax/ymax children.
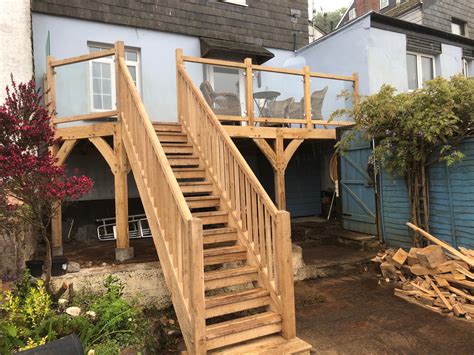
<box><xmin>295</xmin><ymin>269</ymin><xmax>474</xmax><ymax>354</ymax></box>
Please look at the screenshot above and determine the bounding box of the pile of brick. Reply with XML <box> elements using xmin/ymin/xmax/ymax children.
<box><xmin>373</xmin><ymin>244</ymin><xmax>474</xmax><ymax>319</ymax></box>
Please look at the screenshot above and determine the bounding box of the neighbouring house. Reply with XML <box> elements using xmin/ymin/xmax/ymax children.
<box><xmin>337</xmin><ymin>0</ymin><xmax>474</xmax><ymax>43</ymax></box>
<box><xmin>308</xmin><ymin>21</ymin><xmax>326</xmax><ymax>43</ymax></box>
<box><xmin>295</xmin><ymin>11</ymin><xmax>474</xmax><ymax>248</ymax></box>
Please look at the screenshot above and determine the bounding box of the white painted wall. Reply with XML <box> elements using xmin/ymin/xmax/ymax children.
<box><xmin>0</xmin><ymin>0</ymin><xmax>33</xmax><ymax>102</ymax></box>
<box><xmin>438</xmin><ymin>44</ymin><xmax>463</xmax><ymax>78</ymax></box>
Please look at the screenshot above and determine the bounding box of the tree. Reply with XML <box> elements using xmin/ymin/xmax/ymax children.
<box><xmin>312</xmin><ymin>7</ymin><xmax>347</xmax><ymax>33</ymax></box>
<box><xmin>0</xmin><ymin>77</ymin><xmax>93</xmax><ymax>291</ymax></box>
<box><xmin>334</xmin><ymin>75</ymin><xmax>474</xmax><ymax>245</ymax></box>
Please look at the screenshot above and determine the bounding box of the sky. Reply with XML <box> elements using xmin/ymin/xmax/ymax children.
<box><xmin>309</xmin><ymin>0</ymin><xmax>352</xmax><ymax>13</ymax></box>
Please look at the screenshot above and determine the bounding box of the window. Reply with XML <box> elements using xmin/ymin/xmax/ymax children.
<box><xmin>406</xmin><ymin>52</ymin><xmax>435</xmax><ymax>90</ymax></box>
<box><xmin>348</xmin><ymin>8</ymin><xmax>356</xmax><ymax>21</ymax></box>
<box><xmin>88</xmin><ymin>44</ymin><xmax>140</xmax><ymax>112</ymax></box>
<box><xmin>218</xmin><ymin>0</ymin><xmax>247</xmax><ymax>6</ymax></box>
<box><xmin>463</xmin><ymin>58</ymin><xmax>472</xmax><ymax>77</ymax></box>
<box><xmin>205</xmin><ymin>65</ymin><xmax>245</xmax><ymax>115</ymax></box>
<box><xmin>380</xmin><ymin>0</ymin><xmax>389</xmax><ymax>9</ymax></box>
<box><xmin>451</xmin><ymin>18</ymin><xmax>466</xmax><ymax>36</ymax></box>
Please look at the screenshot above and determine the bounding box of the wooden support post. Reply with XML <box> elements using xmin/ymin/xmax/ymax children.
<box><xmin>352</xmin><ymin>72</ymin><xmax>360</xmax><ymax>106</ymax></box>
<box><xmin>275</xmin><ymin>210</ymin><xmax>296</xmax><ymax>339</ymax></box>
<box><xmin>303</xmin><ymin>66</ymin><xmax>312</xmax><ymax>129</ymax></box>
<box><xmin>274</xmin><ymin>133</ymin><xmax>286</xmax><ymax>210</ymax></box>
<box><xmin>114</xmin><ymin>41</ymin><xmax>132</xmax><ymax>261</ymax></box>
<box><xmin>245</xmin><ymin>58</ymin><xmax>254</xmax><ymax>126</ymax></box>
<box><xmin>47</xmin><ymin>56</ymin><xmax>63</xmax><ymax>255</ymax></box>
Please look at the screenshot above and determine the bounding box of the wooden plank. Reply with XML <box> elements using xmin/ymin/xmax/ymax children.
<box><xmin>55</xmin><ymin>122</ymin><xmax>116</xmax><ymax>140</ymax></box>
<box><xmin>245</xmin><ymin>58</ymin><xmax>254</xmax><ymax>126</ymax></box>
<box><xmin>429</xmin><ymin>279</ymin><xmax>453</xmax><ymax>311</ymax></box>
<box><xmin>53</xmin><ymin>110</ymin><xmax>118</xmax><ymax>124</ymax></box>
<box><xmin>113</xmin><ymin>121</ymin><xmax>129</xmax><ymax>250</ymax></box>
<box><xmin>55</xmin><ymin>139</ymin><xmax>77</xmax><ymax>166</ymax></box>
<box><xmin>406</xmin><ymin>222</ymin><xmax>474</xmax><ymax>267</ymax></box>
<box><xmin>51</xmin><ymin>48</ymin><xmax>116</xmax><ymax>67</ymax></box>
<box><xmin>182</xmin><ymin>55</ymin><xmax>246</xmax><ymax>69</ymax></box>
<box><xmin>274</xmin><ymin>134</ymin><xmax>286</xmax><ymax>210</ymax></box>
<box><xmin>224</xmin><ymin>126</ymin><xmax>337</xmax><ymax>139</ymax></box>
<box><xmin>310</xmin><ymin>71</ymin><xmax>355</xmax><ymax>82</ymax></box>
<box><xmin>252</xmin><ymin>64</ymin><xmax>304</xmax><ymax>76</ymax></box>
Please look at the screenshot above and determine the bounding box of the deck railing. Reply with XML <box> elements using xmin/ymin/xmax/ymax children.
<box><xmin>176</xmin><ymin>49</ymin><xmax>296</xmax><ymax>338</ymax></box>
<box><xmin>181</xmin><ymin>54</ymin><xmax>358</xmax><ymax>129</ymax></box>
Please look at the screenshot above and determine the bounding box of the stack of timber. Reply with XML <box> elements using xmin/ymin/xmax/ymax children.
<box><xmin>372</xmin><ymin>223</ymin><xmax>474</xmax><ymax>320</ymax></box>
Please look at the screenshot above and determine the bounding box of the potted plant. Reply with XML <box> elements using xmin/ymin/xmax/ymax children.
<box><xmin>0</xmin><ymin>77</ymin><xmax>93</xmax><ymax>292</ymax></box>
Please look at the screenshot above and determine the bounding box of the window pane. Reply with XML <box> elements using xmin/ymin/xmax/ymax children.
<box><xmin>103</xmin><ymin>95</ymin><xmax>112</xmax><ymax>110</ymax></box>
<box><xmin>92</xmin><ymin>62</ymin><xmax>101</xmax><ymax>77</ymax></box>
<box><xmin>407</xmin><ymin>54</ymin><xmax>418</xmax><ymax>90</ymax></box>
<box><xmin>127</xmin><ymin>65</ymin><xmax>137</xmax><ymax>82</ymax></box>
<box><xmin>93</xmin><ymin>94</ymin><xmax>102</xmax><ymax>110</ymax></box>
<box><xmin>102</xmin><ymin>79</ymin><xmax>112</xmax><ymax>95</ymax></box>
<box><xmin>92</xmin><ymin>78</ymin><xmax>101</xmax><ymax>94</ymax></box>
<box><xmin>126</xmin><ymin>51</ymin><xmax>138</xmax><ymax>62</ymax></box>
<box><xmin>89</xmin><ymin>46</ymin><xmax>101</xmax><ymax>53</ymax></box>
<box><xmin>101</xmin><ymin>63</ymin><xmax>111</xmax><ymax>79</ymax></box>
<box><xmin>421</xmin><ymin>56</ymin><xmax>434</xmax><ymax>85</ymax></box>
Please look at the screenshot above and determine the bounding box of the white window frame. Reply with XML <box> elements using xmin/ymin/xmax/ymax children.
<box><xmin>463</xmin><ymin>58</ymin><xmax>471</xmax><ymax>77</ymax></box>
<box><xmin>88</xmin><ymin>44</ymin><xmax>141</xmax><ymax>112</ymax></box>
<box><xmin>380</xmin><ymin>0</ymin><xmax>389</xmax><ymax>9</ymax></box>
<box><xmin>348</xmin><ymin>8</ymin><xmax>356</xmax><ymax>21</ymax></box>
<box><xmin>220</xmin><ymin>0</ymin><xmax>247</xmax><ymax>6</ymax></box>
<box><xmin>406</xmin><ymin>52</ymin><xmax>436</xmax><ymax>90</ymax></box>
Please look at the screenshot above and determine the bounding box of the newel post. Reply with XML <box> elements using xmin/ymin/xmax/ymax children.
<box><xmin>113</xmin><ymin>41</ymin><xmax>133</xmax><ymax>262</ymax></box>
<box><xmin>303</xmin><ymin>66</ymin><xmax>312</xmax><ymax>129</ymax></box>
<box><xmin>275</xmin><ymin>210</ymin><xmax>296</xmax><ymax>339</ymax></box>
<box><xmin>189</xmin><ymin>218</ymin><xmax>206</xmax><ymax>353</ymax></box>
<box><xmin>244</xmin><ymin>58</ymin><xmax>254</xmax><ymax>126</ymax></box>
<box><xmin>176</xmin><ymin>48</ymin><xmax>184</xmax><ymax>124</ymax></box>
<box><xmin>352</xmin><ymin>72</ymin><xmax>360</xmax><ymax>106</ymax></box>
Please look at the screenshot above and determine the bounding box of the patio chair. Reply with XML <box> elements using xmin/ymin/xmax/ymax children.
<box><xmin>199</xmin><ymin>81</ymin><xmax>241</xmax><ymax>124</ymax></box>
<box><xmin>288</xmin><ymin>86</ymin><xmax>328</xmax><ymax>127</ymax></box>
<box><xmin>263</xmin><ymin>97</ymin><xmax>294</xmax><ymax>127</ymax></box>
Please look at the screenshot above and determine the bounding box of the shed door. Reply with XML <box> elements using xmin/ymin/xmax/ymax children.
<box><xmin>338</xmin><ymin>130</ymin><xmax>377</xmax><ymax>235</ymax></box>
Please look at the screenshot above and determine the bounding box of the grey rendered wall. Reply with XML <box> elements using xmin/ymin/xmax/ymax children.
<box><xmin>438</xmin><ymin>44</ymin><xmax>463</xmax><ymax>77</ymax></box>
<box><xmin>32</xmin><ymin>13</ymin><xmax>202</xmax><ymax>123</ymax></box>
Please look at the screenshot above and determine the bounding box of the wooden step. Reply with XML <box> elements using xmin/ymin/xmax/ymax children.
<box><xmin>152</xmin><ymin>122</ymin><xmax>182</xmax><ymax>132</ymax></box>
<box><xmin>203</xmin><ymin>227</ymin><xmax>237</xmax><ymax>245</ymax></box>
<box><xmin>206</xmin><ymin>312</ymin><xmax>281</xmax><ymax>350</ymax></box>
<box><xmin>209</xmin><ymin>335</ymin><xmax>312</xmax><ymax>354</ymax></box>
<box><xmin>162</xmin><ymin>143</ymin><xmax>193</xmax><ymax>155</ymax></box>
<box><xmin>204</xmin><ymin>245</ymin><xmax>247</xmax><ymax>266</ymax></box>
<box><xmin>206</xmin><ymin>287</ymin><xmax>270</xmax><ymax>318</ymax></box>
<box><xmin>173</xmin><ymin>168</ymin><xmax>206</xmax><ymax>180</ymax></box>
<box><xmin>179</xmin><ymin>181</ymin><xmax>213</xmax><ymax>194</ymax></box>
<box><xmin>205</xmin><ymin>265</ymin><xmax>258</xmax><ymax>291</ymax></box>
<box><xmin>156</xmin><ymin>132</ymin><xmax>188</xmax><ymax>143</ymax></box>
<box><xmin>193</xmin><ymin>211</ymin><xmax>228</xmax><ymax>225</ymax></box>
<box><xmin>185</xmin><ymin>195</ymin><xmax>220</xmax><ymax>209</ymax></box>
<box><xmin>168</xmin><ymin>156</ymin><xmax>200</xmax><ymax>167</ymax></box>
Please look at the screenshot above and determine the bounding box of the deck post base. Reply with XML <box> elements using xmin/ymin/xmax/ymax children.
<box><xmin>115</xmin><ymin>247</ymin><xmax>134</xmax><ymax>262</ymax></box>
<box><xmin>52</xmin><ymin>246</ymin><xmax>63</xmax><ymax>256</ymax></box>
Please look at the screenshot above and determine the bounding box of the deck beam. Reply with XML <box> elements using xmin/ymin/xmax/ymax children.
<box><xmin>224</xmin><ymin>126</ymin><xmax>337</xmax><ymax>139</ymax></box>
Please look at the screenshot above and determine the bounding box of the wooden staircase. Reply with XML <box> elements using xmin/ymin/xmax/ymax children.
<box><xmin>117</xmin><ymin>54</ymin><xmax>311</xmax><ymax>353</ymax></box>
<box><xmin>155</xmin><ymin>122</ymin><xmax>309</xmax><ymax>352</ymax></box>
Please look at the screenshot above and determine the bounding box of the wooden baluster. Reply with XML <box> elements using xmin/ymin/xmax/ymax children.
<box><xmin>245</xmin><ymin>179</ymin><xmax>252</xmax><ymax>238</ymax></box>
<box><xmin>303</xmin><ymin>66</ymin><xmax>312</xmax><ymax>129</ymax></box>
<box><xmin>265</xmin><ymin>210</ymin><xmax>273</xmax><ymax>279</ymax></box>
<box><xmin>251</xmin><ymin>189</ymin><xmax>258</xmax><ymax>249</ymax></box>
<box><xmin>258</xmin><ymin>198</ymin><xmax>265</xmax><ymax>264</ymax></box>
<box><xmin>275</xmin><ymin>211</ymin><xmax>296</xmax><ymax>339</ymax></box>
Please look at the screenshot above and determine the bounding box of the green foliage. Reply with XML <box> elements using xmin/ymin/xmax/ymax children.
<box><xmin>0</xmin><ymin>273</ymin><xmax>148</xmax><ymax>354</ymax></box>
<box><xmin>312</xmin><ymin>7</ymin><xmax>347</xmax><ymax>33</ymax></box>
<box><xmin>334</xmin><ymin>75</ymin><xmax>474</xmax><ymax>177</ymax></box>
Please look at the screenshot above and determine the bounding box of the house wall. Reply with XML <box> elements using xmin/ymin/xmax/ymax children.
<box><xmin>0</xmin><ymin>0</ymin><xmax>33</xmax><ymax>102</ymax></box>
<box><xmin>437</xmin><ymin>44</ymin><xmax>463</xmax><ymax>77</ymax></box>
<box><xmin>32</xmin><ymin>13</ymin><xmax>202</xmax><ymax>123</ymax></box>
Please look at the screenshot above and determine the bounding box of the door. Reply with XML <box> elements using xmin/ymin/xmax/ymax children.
<box><xmin>337</xmin><ymin>129</ymin><xmax>377</xmax><ymax>235</ymax></box>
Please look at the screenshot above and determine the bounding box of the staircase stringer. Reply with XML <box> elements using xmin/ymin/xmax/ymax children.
<box><xmin>121</xmin><ymin>122</ymin><xmax>195</xmax><ymax>348</ymax></box>
<box><xmin>181</xmin><ymin>121</ymin><xmax>283</xmax><ymax>314</ymax></box>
